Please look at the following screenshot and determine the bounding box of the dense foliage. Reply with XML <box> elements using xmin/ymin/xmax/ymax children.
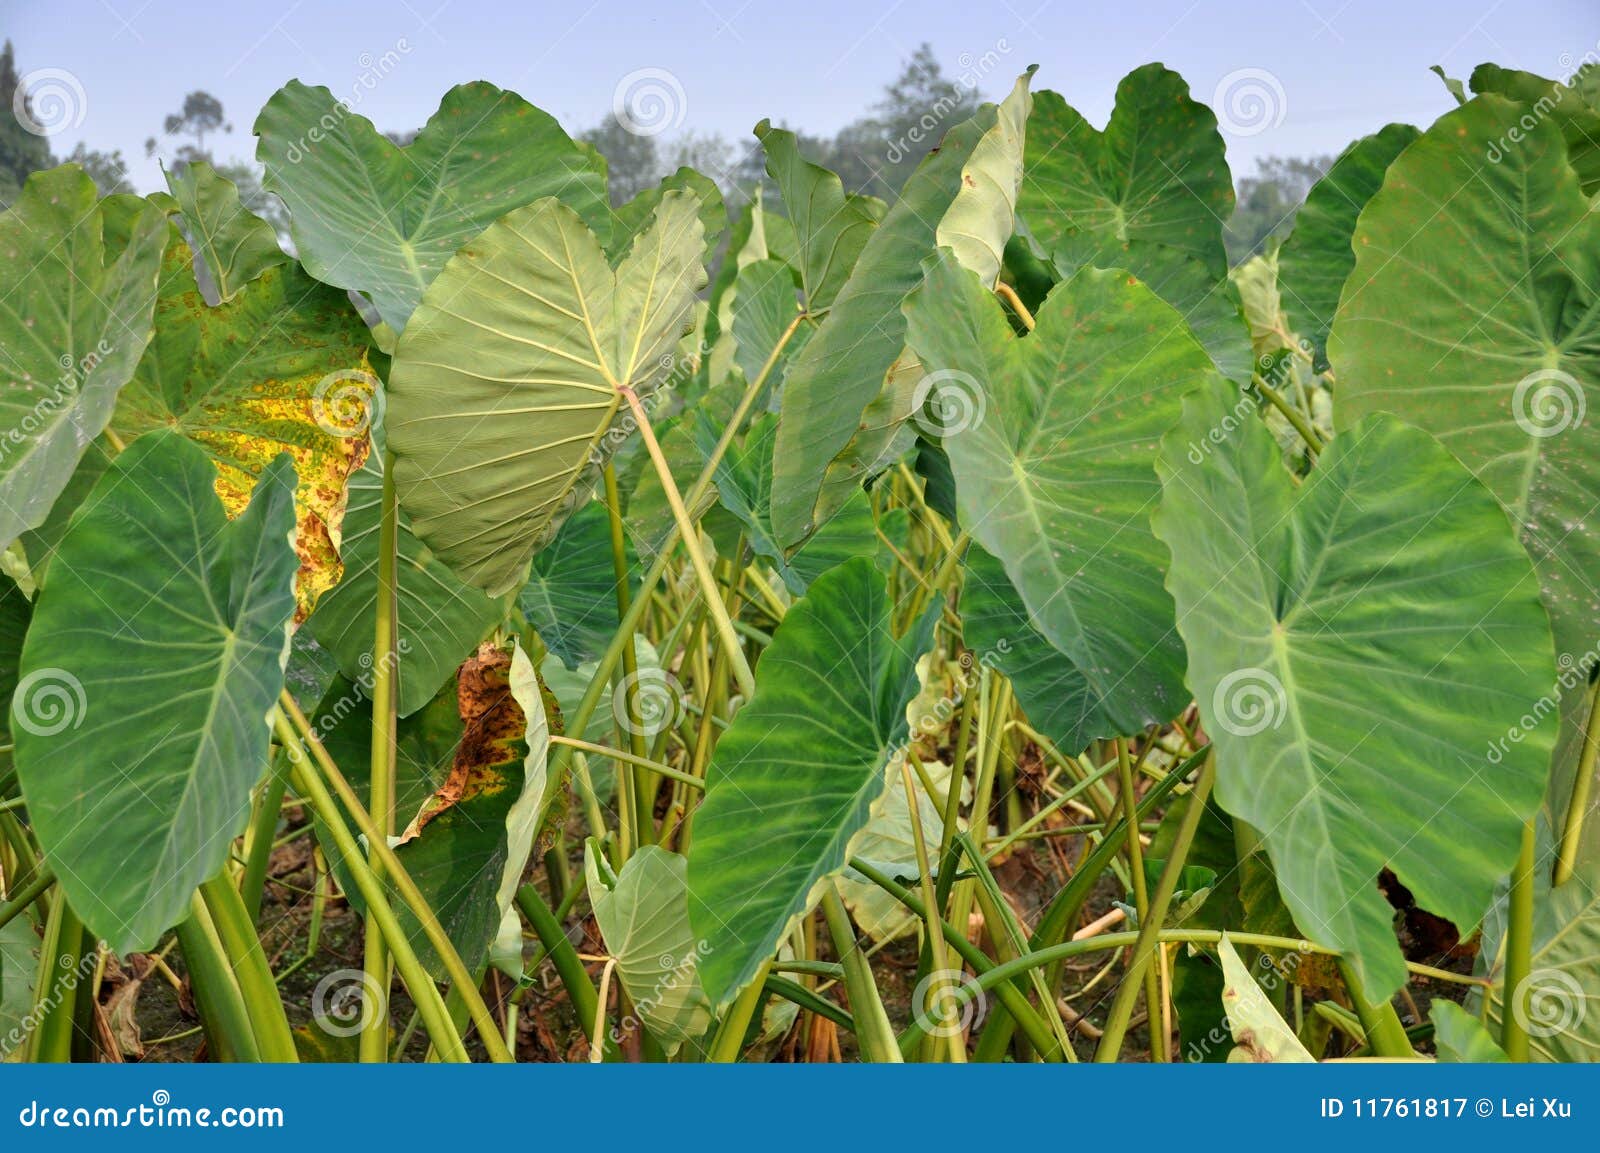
<box><xmin>0</xmin><ymin>56</ymin><xmax>1597</xmax><ymax>1065</ymax></box>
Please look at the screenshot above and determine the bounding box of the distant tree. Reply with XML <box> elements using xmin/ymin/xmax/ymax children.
<box><xmin>580</xmin><ymin>117</ymin><xmax>662</xmax><ymax>206</ymax></box>
<box><xmin>1224</xmin><ymin>154</ymin><xmax>1332</xmax><ymax>264</ymax></box>
<box><xmin>663</xmin><ymin>130</ymin><xmax>736</xmax><ymax>186</ymax></box>
<box><xmin>0</xmin><ymin>40</ymin><xmax>56</xmax><ymax>207</ymax></box>
<box><xmin>150</xmin><ymin>90</ymin><xmax>231</xmax><ymax>165</ymax></box>
<box><xmin>831</xmin><ymin>43</ymin><xmax>983</xmax><ymax>198</ymax></box>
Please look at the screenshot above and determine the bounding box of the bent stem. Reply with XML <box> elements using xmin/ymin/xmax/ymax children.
<box><xmin>619</xmin><ymin>385</ymin><xmax>755</xmax><ymax>700</ymax></box>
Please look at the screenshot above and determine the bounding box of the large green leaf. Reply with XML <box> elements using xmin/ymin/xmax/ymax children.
<box><xmin>960</xmin><ymin>544</ymin><xmax>1098</xmax><ymax>757</ymax></box>
<box><xmin>1481</xmin><ymin>864</ymin><xmax>1600</xmax><ymax>1062</ymax></box>
<box><xmin>586</xmin><ymin>843</ymin><xmax>713</xmax><ymax>1053</ymax></box>
<box><xmin>1276</xmin><ymin>123</ymin><xmax>1418</xmax><ymax>366</ymax></box>
<box><xmin>1329</xmin><ymin>95</ymin><xmax>1600</xmax><ymax>834</ymax></box>
<box><xmin>386</xmin><ymin>191</ymin><xmax>706</xmax><ymax>596</ymax></box>
<box><xmin>1468</xmin><ymin>64</ymin><xmax>1600</xmax><ymax>195</ymax></box>
<box><xmin>934</xmin><ymin>69</ymin><xmax>1035</xmax><ymax>288</ymax></box>
<box><xmin>0</xmin><ymin>167</ymin><xmax>166</xmax><ymax>548</ymax></box>
<box><xmin>1018</xmin><ymin>66</ymin><xmax>1233</xmax><ymax>280</ymax></box>
<box><xmin>162</xmin><ymin>160</ymin><xmax>288</xmax><ymax>303</ymax></box>
<box><xmin>1153</xmin><ymin>381</ymin><xmax>1556</xmax><ymax>998</ymax></box>
<box><xmin>254</xmin><ymin>80</ymin><xmax>610</xmax><ymax>331</ymax></box>
<box><xmin>13</xmin><ymin>431</ymin><xmax>298</xmax><ymax>952</ymax></box>
<box><xmin>687</xmin><ymin>557</ymin><xmax>939</xmax><ymax>1005</ymax></box>
<box><xmin>518</xmin><ymin>500</ymin><xmax>631</xmax><ymax>671</ymax></box>
<box><xmin>114</xmin><ymin>225</ymin><xmax>374</xmax><ymax>616</ymax></box>
<box><xmin>304</xmin><ymin>438</ymin><xmax>507</xmax><ymax>718</ymax></box>
<box><xmin>906</xmin><ymin>251</ymin><xmax>1210</xmax><ymax>735</ymax></box>
<box><xmin>769</xmin><ymin>96</ymin><xmax>1007</xmax><ymax>547</ymax></box>
<box><xmin>1051</xmin><ymin>235</ymin><xmax>1250</xmax><ymax>383</ymax></box>
<box><xmin>730</xmin><ymin>258</ymin><xmax>809</xmax><ymax>397</ymax></box>
<box><xmin>755</xmin><ymin>122</ymin><xmax>883</xmax><ymax>313</ymax></box>
<box><xmin>608</xmin><ymin>166</ymin><xmax>725</xmax><ymax>267</ymax></box>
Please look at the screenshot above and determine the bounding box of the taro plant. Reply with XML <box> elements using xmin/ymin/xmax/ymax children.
<box><xmin>0</xmin><ymin>58</ymin><xmax>1597</xmax><ymax>1066</ymax></box>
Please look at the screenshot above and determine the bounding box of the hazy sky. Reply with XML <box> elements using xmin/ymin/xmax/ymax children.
<box><xmin>4</xmin><ymin>0</ymin><xmax>1597</xmax><ymax>192</ymax></box>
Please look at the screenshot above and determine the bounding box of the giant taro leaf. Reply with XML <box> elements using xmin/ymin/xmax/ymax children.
<box><xmin>0</xmin><ymin>167</ymin><xmax>166</xmax><ymax>548</ymax></box>
<box><xmin>162</xmin><ymin>160</ymin><xmax>289</xmax><ymax>303</ymax></box>
<box><xmin>13</xmin><ymin>431</ymin><xmax>298</xmax><ymax>952</ymax></box>
<box><xmin>1018</xmin><ymin>66</ymin><xmax>1233</xmax><ymax>279</ymax></box>
<box><xmin>769</xmin><ymin>92</ymin><xmax>1012</xmax><ymax>547</ymax></box>
<box><xmin>114</xmin><ymin>225</ymin><xmax>375</xmax><ymax>616</ymax></box>
<box><xmin>386</xmin><ymin>191</ymin><xmax>706</xmax><ymax>596</ymax></box>
<box><xmin>905</xmin><ymin>251</ymin><xmax>1210</xmax><ymax>735</ymax></box>
<box><xmin>1018</xmin><ymin>67</ymin><xmax>1243</xmax><ymax>380</ymax></box>
<box><xmin>1153</xmin><ymin>381</ymin><xmax>1556</xmax><ymax>999</ymax></box>
<box><xmin>687</xmin><ymin>557</ymin><xmax>939</xmax><ymax>1006</ymax></box>
<box><xmin>1467</xmin><ymin>64</ymin><xmax>1600</xmax><ymax>195</ymax></box>
<box><xmin>1276</xmin><ymin>123</ymin><xmax>1418</xmax><ymax>367</ymax></box>
<box><xmin>305</xmin><ymin>436</ymin><xmax>507</xmax><ymax>718</ymax></box>
<box><xmin>254</xmin><ymin>80</ymin><xmax>610</xmax><ymax>331</ymax></box>
<box><xmin>1329</xmin><ymin>95</ymin><xmax>1600</xmax><ymax>835</ymax></box>
<box><xmin>755</xmin><ymin>122</ymin><xmax>883</xmax><ymax>314</ymax></box>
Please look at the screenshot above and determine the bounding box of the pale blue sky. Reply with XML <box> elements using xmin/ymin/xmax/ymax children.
<box><xmin>4</xmin><ymin>0</ymin><xmax>1596</xmax><ymax>191</ymax></box>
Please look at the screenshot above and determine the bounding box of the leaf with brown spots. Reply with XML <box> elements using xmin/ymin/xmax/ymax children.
<box><xmin>311</xmin><ymin>639</ymin><xmax>555</xmax><ymax>978</ymax></box>
<box><xmin>114</xmin><ymin>221</ymin><xmax>376</xmax><ymax>619</ymax></box>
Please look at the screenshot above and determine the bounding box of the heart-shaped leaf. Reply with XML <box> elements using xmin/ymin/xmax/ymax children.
<box><xmin>518</xmin><ymin>499</ymin><xmax>632</xmax><ymax>671</ymax></box>
<box><xmin>14</xmin><ymin>430</ymin><xmax>298</xmax><ymax>952</ymax></box>
<box><xmin>755</xmin><ymin>122</ymin><xmax>883</xmax><ymax>313</ymax></box>
<box><xmin>1154</xmin><ymin>380</ymin><xmax>1556</xmax><ymax>998</ymax></box>
<box><xmin>0</xmin><ymin>167</ymin><xmax>167</xmax><ymax>549</ymax></box>
<box><xmin>1018</xmin><ymin>66</ymin><xmax>1233</xmax><ymax>279</ymax></box>
<box><xmin>687</xmin><ymin>557</ymin><xmax>939</xmax><ymax>1006</ymax></box>
<box><xmin>254</xmin><ymin>80</ymin><xmax>609</xmax><ymax>331</ymax></box>
<box><xmin>386</xmin><ymin>191</ymin><xmax>706</xmax><ymax>596</ymax></box>
<box><xmin>1330</xmin><ymin>95</ymin><xmax>1600</xmax><ymax>835</ymax></box>
<box><xmin>906</xmin><ymin>250</ymin><xmax>1213</xmax><ymax>736</ymax></box>
<box><xmin>770</xmin><ymin>78</ymin><xmax>1032</xmax><ymax>547</ymax></box>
